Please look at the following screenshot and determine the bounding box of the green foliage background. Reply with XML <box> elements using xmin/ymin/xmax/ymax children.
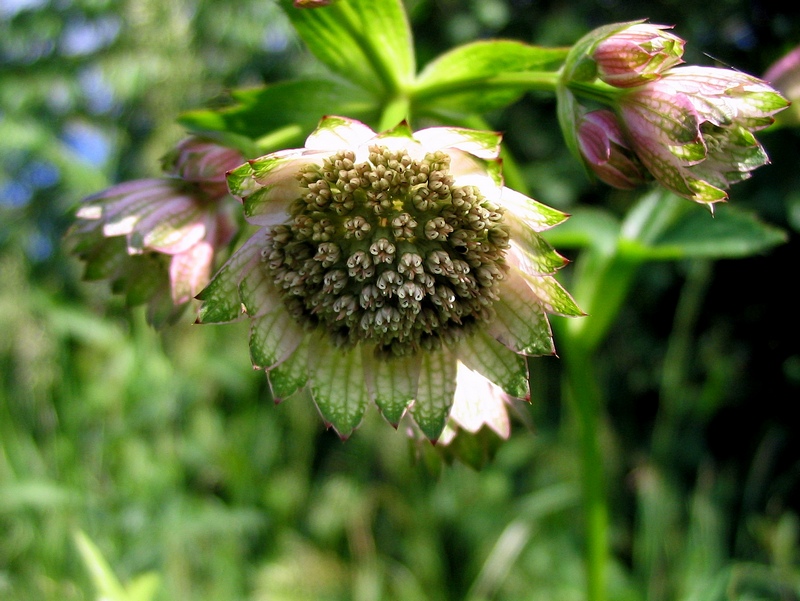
<box><xmin>2</xmin><ymin>0</ymin><xmax>799</xmax><ymax>599</ymax></box>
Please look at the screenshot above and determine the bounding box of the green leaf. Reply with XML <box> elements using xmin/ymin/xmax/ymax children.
<box><xmin>619</xmin><ymin>190</ymin><xmax>787</xmax><ymax>260</ymax></box>
<box><xmin>125</xmin><ymin>574</ymin><xmax>161</xmax><ymax>601</ymax></box>
<box><xmin>645</xmin><ymin>204</ymin><xmax>788</xmax><ymax>259</ymax></box>
<box><xmin>178</xmin><ymin>79</ymin><xmax>378</xmax><ymax>144</ymax></box>
<box><xmin>278</xmin><ymin>0</ymin><xmax>414</xmax><ymax>95</ymax></box>
<box><xmin>540</xmin><ymin>206</ymin><xmax>621</xmax><ymax>252</ymax></box>
<box><xmin>488</xmin><ymin>272</ymin><xmax>555</xmax><ymax>356</ymax></box>
<box><xmin>73</xmin><ymin>530</ymin><xmax>129</xmax><ymax>601</ymax></box>
<box><xmin>556</xmin><ymin>85</ymin><xmax>582</xmax><ymax>167</ymax></box>
<box><xmin>414</xmin><ymin>41</ymin><xmax>568</xmax><ymax>114</ymax></box>
<box><xmin>249</xmin><ymin>310</ymin><xmax>305</xmax><ymax>370</ymax></box>
<box><xmin>267</xmin><ymin>338</ymin><xmax>310</xmax><ymax>402</ymax></box>
<box><xmin>196</xmin><ymin>231</ymin><xmax>267</xmax><ymax>324</ymax></box>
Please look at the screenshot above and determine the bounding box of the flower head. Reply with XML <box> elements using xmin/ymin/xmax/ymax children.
<box><xmin>577</xmin><ymin>109</ymin><xmax>648</xmax><ymax>190</ymax></box>
<box><xmin>198</xmin><ymin>116</ymin><xmax>582</xmax><ymax>441</ymax></box>
<box><xmin>592</xmin><ymin>23</ymin><xmax>685</xmax><ymax>88</ymax></box>
<box><xmin>616</xmin><ymin>66</ymin><xmax>789</xmax><ymax>204</ymax></box>
<box><xmin>67</xmin><ymin>136</ymin><xmax>245</xmax><ymax>326</ymax></box>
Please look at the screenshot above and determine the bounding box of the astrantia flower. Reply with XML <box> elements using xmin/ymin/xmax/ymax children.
<box><xmin>592</xmin><ymin>23</ymin><xmax>685</xmax><ymax>88</ymax></box>
<box><xmin>67</xmin><ymin>136</ymin><xmax>245</xmax><ymax>326</ymax></box>
<box><xmin>577</xmin><ymin>109</ymin><xmax>648</xmax><ymax>190</ymax></box>
<box><xmin>616</xmin><ymin>66</ymin><xmax>789</xmax><ymax>204</ymax></box>
<box><xmin>197</xmin><ymin>116</ymin><xmax>582</xmax><ymax>441</ymax></box>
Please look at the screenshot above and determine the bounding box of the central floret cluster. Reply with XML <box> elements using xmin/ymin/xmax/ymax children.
<box><xmin>261</xmin><ymin>146</ymin><xmax>511</xmax><ymax>357</ymax></box>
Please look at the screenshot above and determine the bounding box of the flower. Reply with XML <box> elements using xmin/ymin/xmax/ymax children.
<box><xmin>197</xmin><ymin>116</ymin><xmax>582</xmax><ymax>441</ymax></box>
<box><xmin>67</xmin><ymin>136</ymin><xmax>245</xmax><ymax>326</ymax></box>
<box><xmin>591</xmin><ymin>23</ymin><xmax>685</xmax><ymax>88</ymax></box>
<box><xmin>615</xmin><ymin>66</ymin><xmax>789</xmax><ymax>205</ymax></box>
<box><xmin>577</xmin><ymin>109</ymin><xmax>648</xmax><ymax>190</ymax></box>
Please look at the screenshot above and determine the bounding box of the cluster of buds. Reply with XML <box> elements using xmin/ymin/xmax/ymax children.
<box><xmin>565</xmin><ymin>22</ymin><xmax>789</xmax><ymax>206</ymax></box>
<box><xmin>67</xmin><ymin>136</ymin><xmax>246</xmax><ymax>326</ymax></box>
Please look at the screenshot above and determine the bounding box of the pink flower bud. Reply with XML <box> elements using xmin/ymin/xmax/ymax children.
<box><xmin>577</xmin><ymin>110</ymin><xmax>647</xmax><ymax>190</ymax></box>
<box><xmin>592</xmin><ymin>23</ymin><xmax>685</xmax><ymax>88</ymax></box>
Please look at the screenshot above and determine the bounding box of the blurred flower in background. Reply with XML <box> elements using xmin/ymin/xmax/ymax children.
<box><xmin>67</xmin><ymin>136</ymin><xmax>245</xmax><ymax>326</ymax></box>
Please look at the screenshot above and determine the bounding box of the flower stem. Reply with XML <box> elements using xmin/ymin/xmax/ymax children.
<box><xmin>412</xmin><ymin>70</ymin><xmax>561</xmax><ymax>105</ymax></box>
<box><xmin>378</xmin><ymin>94</ymin><xmax>411</xmax><ymax>131</ymax></box>
<box><xmin>562</xmin><ymin>335</ymin><xmax>608</xmax><ymax>601</ymax></box>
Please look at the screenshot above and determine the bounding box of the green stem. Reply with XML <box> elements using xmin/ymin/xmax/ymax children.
<box><xmin>412</xmin><ymin>70</ymin><xmax>621</xmax><ymax>108</ymax></box>
<box><xmin>378</xmin><ymin>94</ymin><xmax>411</xmax><ymax>131</ymax></box>
<box><xmin>562</xmin><ymin>339</ymin><xmax>608</xmax><ymax>601</ymax></box>
<box><xmin>413</xmin><ymin>71</ymin><xmax>561</xmax><ymax>104</ymax></box>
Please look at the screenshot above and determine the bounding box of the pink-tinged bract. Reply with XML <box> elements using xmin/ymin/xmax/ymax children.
<box><xmin>617</xmin><ymin>66</ymin><xmax>789</xmax><ymax>204</ymax></box>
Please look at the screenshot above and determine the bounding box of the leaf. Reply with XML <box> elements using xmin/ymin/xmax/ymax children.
<box><xmin>620</xmin><ymin>191</ymin><xmax>787</xmax><ymax>260</ymax></box>
<box><xmin>278</xmin><ymin>0</ymin><xmax>414</xmax><ymax>95</ymax></box>
<box><xmin>414</xmin><ymin>41</ymin><xmax>568</xmax><ymax>114</ymax></box>
<box><xmin>196</xmin><ymin>230</ymin><xmax>268</xmax><ymax>324</ymax></box>
<box><xmin>646</xmin><ymin>204</ymin><xmax>788</xmax><ymax>259</ymax></box>
<box><xmin>488</xmin><ymin>271</ymin><xmax>556</xmax><ymax>356</ymax></box>
<box><xmin>178</xmin><ymin>79</ymin><xmax>378</xmax><ymax>143</ymax></box>
<box><xmin>365</xmin><ymin>351</ymin><xmax>419</xmax><ymax>426</ymax></box>
<box><xmin>73</xmin><ymin>530</ymin><xmax>129</xmax><ymax>601</ymax></box>
<box><xmin>540</xmin><ymin>206</ymin><xmax>621</xmax><ymax>251</ymax></box>
<box><xmin>267</xmin><ymin>338</ymin><xmax>310</xmax><ymax>402</ymax></box>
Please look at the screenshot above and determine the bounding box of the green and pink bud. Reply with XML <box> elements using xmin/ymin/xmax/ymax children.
<box><xmin>577</xmin><ymin>109</ymin><xmax>648</xmax><ymax>190</ymax></box>
<box><xmin>617</xmin><ymin>67</ymin><xmax>789</xmax><ymax>204</ymax></box>
<box><xmin>592</xmin><ymin>23</ymin><xmax>685</xmax><ymax>88</ymax></box>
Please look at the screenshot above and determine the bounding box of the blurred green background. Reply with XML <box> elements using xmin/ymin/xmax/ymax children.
<box><xmin>2</xmin><ymin>0</ymin><xmax>799</xmax><ymax>599</ymax></box>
